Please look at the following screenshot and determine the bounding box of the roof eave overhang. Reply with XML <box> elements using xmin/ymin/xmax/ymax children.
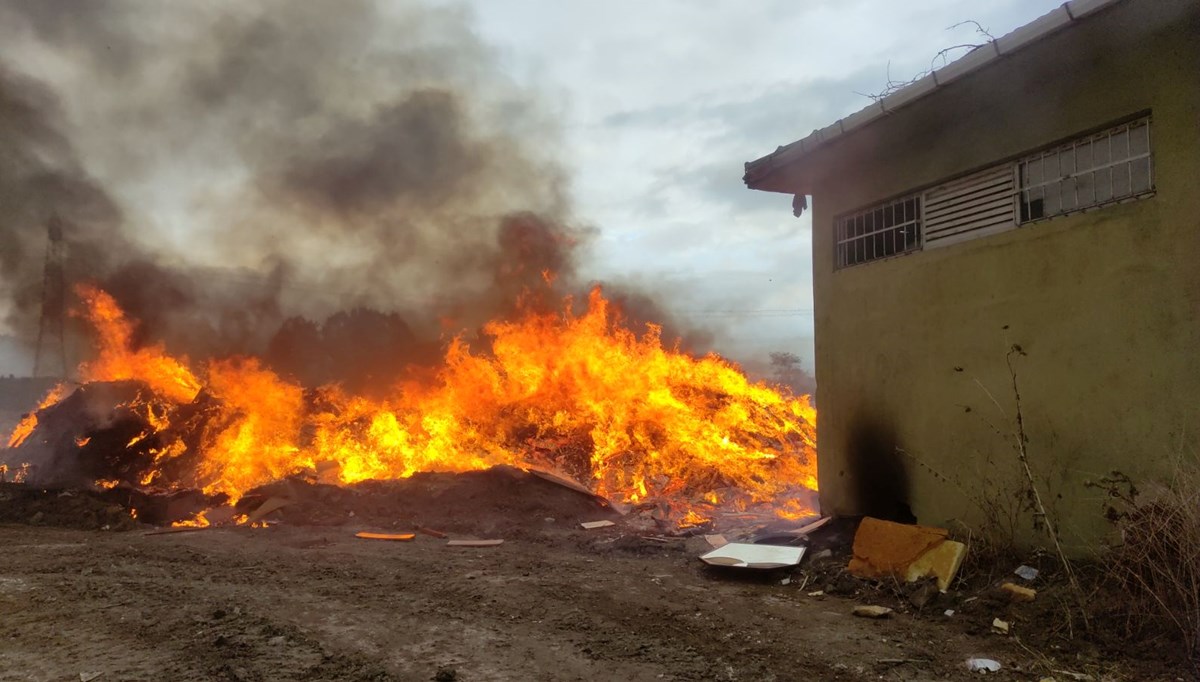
<box><xmin>743</xmin><ymin>0</ymin><xmax>1120</xmax><ymax>195</ymax></box>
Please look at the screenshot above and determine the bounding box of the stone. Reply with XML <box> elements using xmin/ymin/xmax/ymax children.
<box><xmin>852</xmin><ymin>605</ymin><xmax>893</xmax><ymax>618</ymax></box>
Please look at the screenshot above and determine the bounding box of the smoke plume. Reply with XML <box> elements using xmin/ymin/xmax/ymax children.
<box><xmin>0</xmin><ymin>0</ymin><xmax>648</xmax><ymax>385</ymax></box>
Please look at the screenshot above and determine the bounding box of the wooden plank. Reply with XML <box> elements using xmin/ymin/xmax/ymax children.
<box><xmin>354</xmin><ymin>532</ymin><xmax>415</xmax><ymax>541</ymax></box>
<box><xmin>243</xmin><ymin>497</ymin><xmax>292</xmax><ymax>525</ymax></box>
<box><xmin>777</xmin><ymin>515</ymin><xmax>832</xmax><ymax>537</ymax></box>
<box><xmin>580</xmin><ymin>520</ymin><xmax>615</xmax><ymax>530</ymax></box>
<box><xmin>143</xmin><ymin>526</ymin><xmax>217</xmax><ymax>537</ymax></box>
<box><xmin>416</xmin><ymin>526</ymin><xmax>448</xmax><ymax>539</ymax></box>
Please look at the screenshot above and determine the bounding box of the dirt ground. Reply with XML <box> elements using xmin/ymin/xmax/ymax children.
<box><xmin>0</xmin><ymin>469</ymin><xmax>1190</xmax><ymax>682</ymax></box>
<box><xmin>0</xmin><ymin>523</ymin><xmax>1183</xmax><ymax>682</ymax></box>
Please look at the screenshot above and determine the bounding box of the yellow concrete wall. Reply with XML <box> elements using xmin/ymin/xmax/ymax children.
<box><xmin>805</xmin><ymin>0</ymin><xmax>1200</xmax><ymax>551</ymax></box>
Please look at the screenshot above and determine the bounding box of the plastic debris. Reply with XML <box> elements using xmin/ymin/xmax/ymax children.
<box><xmin>1014</xmin><ymin>565</ymin><xmax>1039</xmax><ymax>581</ymax></box>
<box><xmin>699</xmin><ymin>543</ymin><xmax>805</xmax><ymax>569</ymax></box>
<box><xmin>944</xmin><ymin>609</ymin><xmax>955</xmax><ymax>617</ymax></box>
<box><xmin>965</xmin><ymin>658</ymin><xmax>1002</xmax><ymax>673</ymax></box>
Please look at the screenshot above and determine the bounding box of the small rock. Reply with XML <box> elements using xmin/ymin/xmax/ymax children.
<box><xmin>852</xmin><ymin>605</ymin><xmax>893</xmax><ymax>619</ymax></box>
<box><xmin>433</xmin><ymin>667</ymin><xmax>457</xmax><ymax>681</ymax></box>
<box><xmin>991</xmin><ymin>618</ymin><xmax>1010</xmax><ymax>635</ymax></box>
<box><xmin>780</xmin><ymin>577</ymin><xmax>791</xmax><ymax>586</ymax></box>
<box><xmin>906</xmin><ymin>578</ymin><xmax>939</xmax><ymax>608</ymax></box>
<box><xmin>944</xmin><ymin>609</ymin><xmax>955</xmax><ymax>617</ymax></box>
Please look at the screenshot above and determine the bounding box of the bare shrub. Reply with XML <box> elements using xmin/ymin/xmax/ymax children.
<box><xmin>1093</xmin><ymin>457</ymin><xmax>1200</xmax><ymax>669</ymax></box>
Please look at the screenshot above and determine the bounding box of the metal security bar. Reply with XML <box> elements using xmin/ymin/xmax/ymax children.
<box><xmin>1018</xmin><ymin>117</ymin><xmax>1153</xmax><ymax>223</ymax></box>
<box><xmin>834</xmin><ymin>195</ymin><xmax>922</xmax><ymax>269</ymax></box>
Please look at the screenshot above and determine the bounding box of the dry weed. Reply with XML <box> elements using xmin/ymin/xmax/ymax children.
<box><xmin>1094</xmin><ymin>456</ymin><xmax>1200</xmax><ymax>670</ymax></box>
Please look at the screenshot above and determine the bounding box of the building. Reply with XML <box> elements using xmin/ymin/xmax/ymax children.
<box><xmin>744</xmin><ymin>0</ymin><xmax>1199</xmax><ymax>550</ymax></box>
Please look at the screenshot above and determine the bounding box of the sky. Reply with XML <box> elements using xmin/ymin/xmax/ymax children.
<box><xmin>449</xmin><ymin>0</ymin><xmax>1064</xmax><ymax>370</ymax></box>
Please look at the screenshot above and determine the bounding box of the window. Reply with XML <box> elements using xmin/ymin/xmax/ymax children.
<box><xmin>924</xmin><ymin>164</ymin><xmax>1016</xmax><ymax>249</ymax></box>
<box><xmin>1018</xmin><ymin>117</ymin><xmax>1153</xmax><ymax>223</ymax></box>
<box><xmin>833</xmin><ymin>115</ymin><xmax>1156</xmax><ymax>269</ymax></box>
<box><xmin>835</xmin><ymin>195</ymin><xmax>921</xmax><ymax>269</ymax></box>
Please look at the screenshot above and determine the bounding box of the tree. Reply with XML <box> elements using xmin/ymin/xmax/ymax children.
<box><xmin>768</xmin><ymin>352</ymin><xmax>816</xmax><ymax>397</ymax></box>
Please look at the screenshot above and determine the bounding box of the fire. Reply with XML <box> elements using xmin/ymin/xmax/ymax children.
<box><xmin>172</xmin><ymin>510</ymin><xmax>210</xmax><ymax>528</ymax></box>
<box><xmin>75</xmin><ymin>285</ymin><xmax>202</xmax><ymax>403</ymax></box>
<box><xmin>6</xmin><ymin>383</ymin><xmax>69</xmax><ymax>448</ymax></box>
<box><xmin>6</xmin><ymin>284</ymin><xmax>819</xmax><ymax>521</ymax></box>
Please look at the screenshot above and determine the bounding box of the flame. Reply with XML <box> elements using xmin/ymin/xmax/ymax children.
<box><xmin>6</xmin><ymin>383</ymin><xmax>68</xmax><ymax>448</ymax></box>
<box><xmin>75</xmin><ymin>285</ymin><xmax>202</xmax><ymax>403</ymax></box>
<box><xmin>9</xmin><ymin>284</ymin><xmax>819</xmax><ymax>521</ymax></box>
<box><xmin>171</xmin><ymin>510</ymin><xmax>210</xmax><ymax>528</ymax></box>
<box><xmin>678</xmin><ymin>509</ymin><xmax>711</xmax><ymax>528</ymax></box>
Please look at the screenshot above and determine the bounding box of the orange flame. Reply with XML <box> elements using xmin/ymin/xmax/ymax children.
<box><xmin>6</xmin><ymin>383</ymin><xmax>69</xmax><ymax>448</ymax></box>
<box><xmin>12</xmin><ymin>285</ymin><xmax>819</xmax><ymax>519</ymax></box>
<box><xmin>171</xmin><ymin>510</ymin><xmax>210</xmax><ymax>528</ymax></box>
<box><xmin>75</xmin><ymin>285</ymin><xmax>202</xmax><ymax>403</ymax></box>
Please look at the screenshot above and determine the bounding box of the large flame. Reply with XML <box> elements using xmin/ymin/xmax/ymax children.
<box><xmin>10</xmin><ymin>284</ymin><xmax>818</xmax><ymax>521</ymax></box>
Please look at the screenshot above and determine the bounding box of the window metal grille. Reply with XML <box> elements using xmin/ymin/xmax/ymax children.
<box><xmin>1018</xmin><ymin>117</ymin><xmax>1153</xmax><ymax>223</ymax></box>
<box><xmin>835</xmin><ymin>195</ymin><xmax>921</xmax><ymax>269</ymax></box>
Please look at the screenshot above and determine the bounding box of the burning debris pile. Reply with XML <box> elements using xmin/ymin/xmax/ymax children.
<box><xmin>0</xmin><ymin>1</ymin><xmax>817</xmax><ymax>532</ymax></box>
<box><xmin>3</xmin><ymin>285</ymin><xmax>817</xmax><ymax>528</ymax></box>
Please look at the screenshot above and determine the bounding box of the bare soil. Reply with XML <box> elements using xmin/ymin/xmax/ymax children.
<box><xmin>0</xmin><ymin>476</ymin><xmax>1188</xmax><ymax>681</ymax></box>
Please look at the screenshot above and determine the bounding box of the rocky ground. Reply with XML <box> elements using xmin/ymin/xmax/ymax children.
<box><xmin>0</xmin><ymin>474</ymin><xmax>1190</xmax><ymax>681</ymax></box>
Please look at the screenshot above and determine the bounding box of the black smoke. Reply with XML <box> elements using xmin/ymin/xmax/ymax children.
<box><xmin>0</xmin><ymin>0</ymin><xmax>636</xmax><ymax>387</ymax></box>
